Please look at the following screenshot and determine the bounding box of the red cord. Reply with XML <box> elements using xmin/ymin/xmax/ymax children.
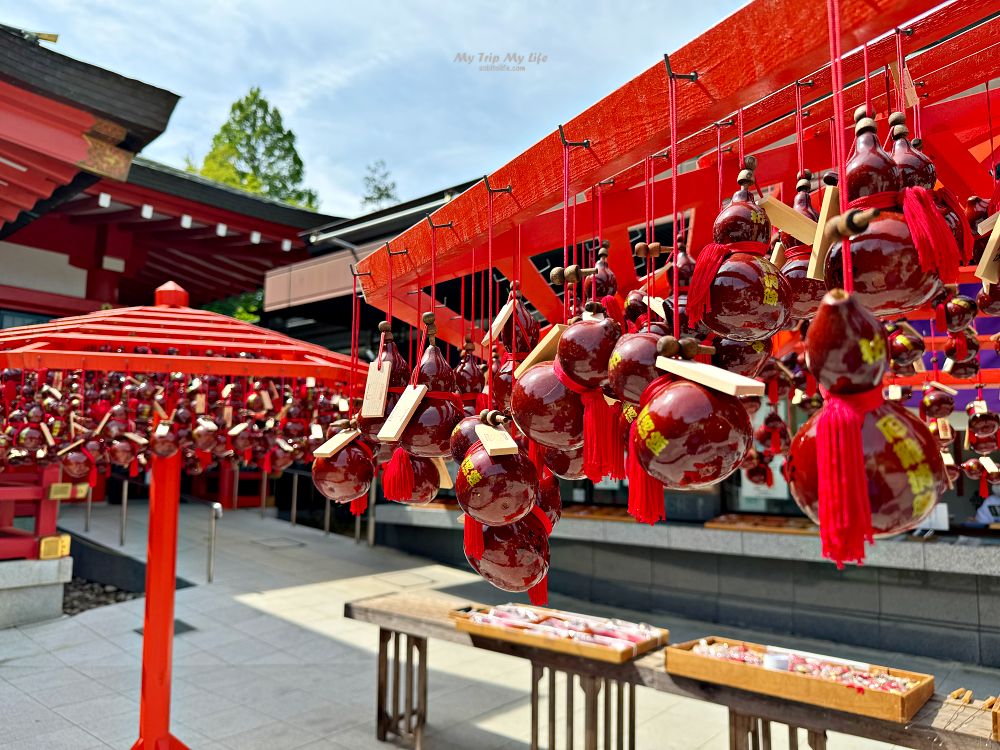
<box><xmin>668</xmin><ymin>72</ymin><xmax>681</xmax><ymax>336</ymax></box>
<box><xmin>716</xmin><ymin>124</ymin><xmax>724</xmax><ymax>211</ymax></box>
<box><xmin>349</xmin><ymin>274</ymin><xmax>360</xmax><ymax>419</ymax></box>
<box><xmin>487</xmin><ymin>188</ymin><xmax>496</xmax><ymax>406</ymax></box>
<box><xmin>795</xmin><ymin>83</ymin><xmax>805</xmax><ymax>176</ymax></box>
<box><xmin>862</xmin><ymin>42</ymin><xmax>871</xmax><ymax>115</ymax></box>
<box><xmin>988</xmin><ymin>80</ymin><xmax>996</xmax><ymax>183</ymax></box>
<box><xmin>826</xmin><ymin>0</ymin><xmax>852</xmax><ymax>292</ymax></box>
<box><xmin>562</xmin><ymin>144</ymin><xmax>571</xmax><ymax>323</ymax></box>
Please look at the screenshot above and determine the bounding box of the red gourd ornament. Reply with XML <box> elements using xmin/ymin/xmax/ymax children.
<box><xmin>552</xmin><ymin>302</ymin><xmax>623</xmax><ymax>481</ymax></box>
<box><xmin>357</xmin><ymin>322</ymin><xmax>409</xmax><ymax>443</ymax></box>
<box><xmin>787</xmin><ymin>288</ymin><xmax>945</xmax><ymax>567</ymax></box>
<box><xmin>711</xmin><ymin>337</ymin><xmax>772</xmax><ymax>378</ymax></box>
<box><xmin>978</xmin><ymin>283</ymin><xmax>1000</xmax><ymax>317</ymax></box>
<box><xmin>391</xmin><ymin>455</ymin><xmax>439</xmax><ymax>505</ymax></box>
<box><xmin>455</xmin><ymin>417</ymin><xmax>539</xmax><ymax>560</ymax></box>
<box><xmin>399</xmin><ymin>314</ymin><xmax>464</xmax><ymax>458</ymax></box>
<box><xmin>543</xmin><ymin>444</ymin><xmax>585</xmax><ymax>480</ymax></box>
<box><xmin>825</xmin><ymin>110</ymin><xmax>952</xmax><ymax>315</ymax></box>
<box><xmin>608</xmin><ymin>332</ymin><xmax>660</xmax><ymax>405</ymax></box>
<box><xmin>919</xmin><ymin>386</ymin><xmax>954</xmax><ymax>420</ymax></box>
<box><xmin>311</xmin><ymin>436</ymin><xmax>374</xmax><ymax>504</ymax></box>
<box><xmin>968</xmin><ymin>403</ymin><xmax>1000</xmax><ymax>438</ymax></box>
<box><xmin>779</xmin><ymin>171</ymin><xmax>825</xmax><ymax>321</ymax></box>
<box><xmin>449</xmin><ymin>414</ymin><xmax>482</xmax><ymax>464</ymax></box>
<box><xmin>970</xmin><ymin>432</ymin><xmax>998</xmax><ymax>456</ymax></box>
<box><xmin>467</xmin><ymin>513</ymin><xmax>550</xmax><ymax>603</ymax></box>
<box><xmin>687</xmin><ymin>166</ymin><xmax>791</xmax><ymax>340</ymax></box>
<box><xmin>510</xmin><ymin>362</ymin><xmax>584</xmax><ymax>450</ymax></box>
<box><xmin>944</xmin><ymin>328</ymin><xmax>979</xmax><ymax>364</ymax></box>
<box><xmin>967</xmin><ymin>197</ymin><xmax>991</xmax><ymax>263</ymax></box>
<box><xmin>454</xmin><ymin>339</ymin><xmax>485</xmax><ymax>415</ymax></box>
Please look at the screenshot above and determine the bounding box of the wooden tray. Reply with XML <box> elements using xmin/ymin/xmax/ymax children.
<box><xmin>666</xmin><ymin>637</ymin><xmax>934</xmax><ymax>722</ymax></box>
<box><xmin>451</xmin><ymin>605</ymin><xmax>668</xmax><ymax>664</ymax></box>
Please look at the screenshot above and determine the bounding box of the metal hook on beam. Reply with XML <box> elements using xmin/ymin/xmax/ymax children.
<box><xmin>483</xmin><ymin>175</ymin><xmax>512</xmax><ymax>194</ymax></box>
<box><xmin>663</xmin><ymin>53</ymin><xmax>697</xmax><ymax>82</ymax></box>
<box><xmin>387</xmin><ymin>244</ymin><xmax>409</xmax><ymax>257</ymax></box>
<box><xmin>426</xmin><ymin>214</ymin><xmax>454</xmax><ymax>229</ymax></box>
<box><xmin>349</xmin><ymin>264</ymin><xmax>371</xmax><ymax>278</ymax></box>
<box><xmin>795</xmin><ymin>79</ymin><xmax>815</xmax><ymax>88</ymax></box>
<box><xmin>558</xmin><ymin>124</ymin><xmax>591</xmax><ymax>149</ymax></box>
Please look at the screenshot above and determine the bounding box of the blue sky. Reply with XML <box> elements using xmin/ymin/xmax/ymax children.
<box><xmin>4</xmin><ymin>0</ymin><xmax>744</xmax><ymax>218</ymax></box>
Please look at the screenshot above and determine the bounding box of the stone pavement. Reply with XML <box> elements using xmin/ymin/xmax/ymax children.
<box><xmin>1</xmin><ymin>500</ymin><xmax>996</xmax><ymax>749</ymax></box>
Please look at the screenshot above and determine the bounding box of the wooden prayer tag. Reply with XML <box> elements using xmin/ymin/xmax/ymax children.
<box><xmin>474</xmin><ymin>423</ymin><xmax>520</xmax><ymax>456</ymax></box>
<box><xmin>154</xmin><ymin>422</ymin><xmax>171</xmax><ymax>438</ymax></box>
<box><xmin>581</xmin><ymin>310</ymin><xmax>605</xmax><ymax>322</ymax></box>
<box><xmin>770</xmin><ymin>241</ymin><xmax>786</xmax><ymax>268</ymax></box>
<box><xmin>222</xmin><ymin>382</ymin><xmax>235</xmax><ymax>399</ymax></box>
<box><xmin>655</xmin><ymin>356</ymin><xmax>765</xmax><ymax>397</ymax></box>
<box><xmin>222</xmin><ymin>405</ymin><xmax>233</xmax><ymax>426</ymax></box>
<box><xmin>936</xmin><ymin>417</ymin><xmax>954</xmax><ymax>441</ymax></box>
<box><xmin>377</xmin><ymin>384</ymin><xmax>427</xmax><ymax>442</ymax></box>
<box><xmin>929</xmin><ymin>380</ymin><xmax>959</xmax><ymax>396</ymax></box>
<box><xmin>759</xmin><ymin>195</ymin><xmax>818</xmax><ymax>246</ymax></box>
<box><xmin>56</xmin><ymin>439</ymin><xmax>85</xmax><ymax>457</ymax></box>
<box><xmin>432</xmin><ymin>457</ymin><xmax>454</xmax><ymax>489</ymax></box>
<box><xmin>942</xmin><ymin>357</ymin><xmax>954</xmax><ymax>374</ymax></box>
<box><xmin>39</xmin><ymin>422</ymin><xmax>55</xmax><ymax>447</ymax></box>
<box><xmin>642</xmin><ymin>295</ymin><xmax>666</xmax><ymax>319</ymax></box>
<box><xmin>310</xmin><ymin>423</ymin><xmax>324</xmax><ymax>440</ymax></box>
<box><xmin>228</xmin><ymin>422</ymin><xmax>249</xmax><ymax>437</ymax></box>
<box><xmin>194</xmin><ymin>393</ymin><xmax>207</xmax><ymax>414</ymax></box>
<box><xmin>791</xmin><ymin>388</ymin><xmax>803</xmax><ymax>405</ymax></box>
<box><xmin>515</xmin><ymin>324</ymin><xmax>568</xmax><ymax>379</ymax></box>
<box><xmin>361</xmin><ymin>362</ymin><xmax>392</xmax><ymax>419</ymax></box>
<box><xmin>481</xmin><ymin>299</ymin><xmax>514</xmax><ymax>348</ymax></box>
<box><xmin>95</xmin><ymin>410</ymin><xmax>112</xmax><ymax>436</ymax></box>
<box><xmin>981</xmin><ymin>456</ymin><xmax>999</xmax><ymax>474</ymax></box>
<box><xmin>941</xmin><ymin>451</ymin><xmax>955</xmax><ymax>467</ymax></box>
<box><xmin>975</xmin><ymin>218</ymin><xmax>1000</xmax><ymax>284</ymax></box>
<box><xmin>338</xmin><ymin>398</ymin><xmax>349</xmax><ymax>412</ymax></box>
<box><xmin>313</xmin><ymin>428</ymin><xmax>360</xmax><ymax>459</ymax></box>
<box><xmin>188</xmin><ymin>377</ymin><xmax>203</xmax><ymax>394</ymax></box>
<box><xmin>807</xmin><ymin>185</ymin><xmax>840</xmax><ymax>281</ymax></box>
<box><xmin>972</xmin><ymin>399</ymin><xmax>989</xmax><ymax>415</ymax></box>
<box><xmin>124</xmin><ymin>432</ymin><xmax>149</xmax><ymax>446</ymax></box>
<box><xmin>305</xmin><ymin>376</ymin><xmax>317</xmax><ymax>387</ymax></box>
<box><xmin>258</xmin><ymin>389</ymin><xmax>273</xmax><ymax>411</ymax></box>
<box><xmin>978</xmin><ymin>211</ymin><xmax>999</xmax><ymax>236</ymax></box>
<box><xmin>912</xmin><ymin>355</ymin><xmax>926</xmax><ymax>373</ymax></box>
<box><xmin>887</xmin><ymin>384</ymin><xmax>903</xmax><ymax>401</ymax></box>
<box><xmin>152</xmin><ymin>400</ymin><xmax>169</xmax><ymax>419</ymax></box>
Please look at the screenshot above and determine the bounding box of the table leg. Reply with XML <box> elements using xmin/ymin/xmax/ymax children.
<box><xmin>530</xmin><ymin>664</ymin><xmax>542</xmax><ymax>750</ymax></box>
<box><xmin>548</xmin><ymin>669</ymin><xmax>556</xmax><ymax>750</ymax></box>
<box><xmin>377</xmin><ymin>629</ymin><xmax>391</xmax><ymax>741</ymax></box>
<box><xmin>581</xmin><ymin>676</ymin><xmax>600</xmax><ymax>750</ymax></box>
<box><xmin>415</xmin><ymin>637</ymin><xmax>427</xmax><ymax>750</ymax></box>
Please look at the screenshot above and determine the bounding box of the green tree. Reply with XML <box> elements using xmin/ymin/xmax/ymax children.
<box><xmin>187</xmin><ymin>87</ymin><xmax>318</xmax><ymax>209</ymax></box>
<box><xmin>204</xmin><ymin>289</ymin><xmax>263</xmax><ymax>323</ymax></box>
<box><xmin>361</xmin><ymin>159</ymin><xmax>399</xmax><ymax>211</ymax></box>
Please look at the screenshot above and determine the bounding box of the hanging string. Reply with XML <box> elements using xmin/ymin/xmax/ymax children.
<box><xmin>826</xmin><ymin>0</ymin><xmax>852</xmax><ymax>292</ymax></box>
<box><xmin>862</xmin><ymin>42</ymin><xmax>872</xmax><ymax>116</ymax></box>
<box><xmin>349</xmin><ymin>273</ymin><xmax>360</xmax><ymax>419</ymax></box>
<box><xmin>668</xmin><ymin>71</ymin><xmax>681</xmax><ymax>337</ymax></box>
<box><xmin>644</xmin><ymin>156</ymin><xmax>653</xmax><ymax>300</ymax></box>
<box><xmin>737</xmin><ymin>108</ymin><xmax>745</xmax><ymax>165</ymax></box>
<box><xmin>487</xmin><ymin>188</ymin><xmax>496</xmax><ymax>407</ymax></box>
<box><xmin>572</xmin><ymin>187</ymin><xmax>579</xmax><ymax>312</ymax></box>
<box><xmin>988</xmin><ymin>80</ymin><xmax>997</xmax><ymax>183</ymax></box>
<box><xmin>716</xmin><ymin>124</ymin><xmax>724</xmax><ymax>211</ymax></box>
<box><xmin>794</xmin><ymin>83</ymin><xmax>806</xmax><ymax>177</ymax></box>
<box><xmin>562</xmin><ymin>143</ymin><xmax>571</xmax><ymax>323</ymax></box>
<box><xmin>894</xmin><ymin>29</ymin><xmax>906</xmax><ymax>116</ymax></box>
<box><xmin>376</xmin><ymin>246</ymin><xmax>394</xmax><ymax>370</ymax></box>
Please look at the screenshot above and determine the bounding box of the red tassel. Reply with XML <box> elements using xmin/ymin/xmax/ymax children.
<box><xmin>903</xmin><ymin>186</ymin><xmax>960</xmax><ymax>285</ymax></box>
<box><xmin>262</xmin><ymin>450</ymin><xmax>272</xmax><ymax>475</ymax></box>
<box><xmin>528</xmin><ymin>573</ymin><xmax>548</xmax><ymax>606</ymax></box>
<box><xmin>981</xmin><ymin>474</ymin><xmax>989</xmax><ymax>501</ymax></box>
<box><xmin>606</xmin><ymin>400</ymin><xmax>626</xmax><ymax>481</ymax></box>
<box><xmin>805</xmin><ymin>372</ymin><xmax>818</xmax><ymax>398</ymax></box>
<box><xmin>765</xmin><ymin>465</ymin><xmax>774</xmax><ymax>488</ymax></box>
<box><xmin>197</xmin><ymin>449</ymin><xmax>213</xmax><ymax>468</ymax></box>
<box><xmin>601</xmin><ymin>295</ymin><xmax>625</xmax><ymax>330</ymax></box>
<box><xmin>129</xmin><ymin>458</ymin><xmax>139</xmax><ymax>478</ymax></box>
<box><xmin>383</xmin><ymin>446</ymin><xmax>415</xmax><ymax>502</ymax></box>
<box><xmin>464</xmin><ymin>516</ymin><xmax>485</xmax><ymax>560</ymax></box>
<box><xmin>626</xmin><ymin>422</ymin><xmax>665</xmax><ymax>525</ymax></box>
<box><xmin>770</xmin><ymin>426</ymin><xmax>781</xmax><ymax>455</ymax></box>
<box><xmin>815</xmin><ymin>387</ymin><xmax>883</xmax><ymax>567</ymax></box>
<box><xmin>243</xmin><ymin>449</ymin><xmax>252</xmax><ymax>464</ymax></box>
<box><xmin>686</xmin><ymin>242</ymin><xmax>729</xmax><ymax>326</ymax></box>
<box><xmin>935</xmin><ymin>303</ymin><xmax>947</xmax><ymax>336</ymax></box>
<box><xmin>350</xmin><ymin>495</ymin><xmax>367</xmax><ymax>516</ymax></box>
<box><xmin>582</xmin><ymin>389</ymin><xmax>616</xmax><ymax>482</ymax></box>
<box><xmin>935</xmin><ymin>186</ymin><xmax>974</xmax><ymax>264</ymax></box>
<box><xmin>767</xmin><ymin>378</ymin><xmax>779</xmax><ymax>406</ymax></box>
<box><xmin>2</xmin><ymin>380</ymin><xmax>16</xmax><ymax>409</ymax></box>
<box><xmin>475</xmin><ymin>391</ymin><xmax>490</xmax><ymax>413</ymax></box>
<box><xmin>528</xmin><ymin>439</ymin><xmax>548</xmax><ymax>479</ymax></box>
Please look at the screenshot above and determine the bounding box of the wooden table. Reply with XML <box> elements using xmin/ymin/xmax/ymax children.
<box><xmin>344</xmin><ymin>592</ymin><xmax>999</xmax><ymax>750</ymax></box>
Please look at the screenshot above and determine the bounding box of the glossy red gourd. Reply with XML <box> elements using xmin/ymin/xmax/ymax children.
<box><xmin>779</xmin><ymin>175</ymin><xmax>825</xmax><ymax>321</ymax></box>
<box><xmin>631</xmin><ymin>380</ymin><xmax>751</xmax><ymax>489</ymax></box>
<box><xmin>108</xmin><ymin>438</ymin><xmax>136</xmax><ymax>467</ymax></box>
<box><xmin>556</xmin><ymin>316</ymin><xmax>621</xmax><ymax>389</ymax></box>
<box><xmin>510</xmin><ymin>363</ymin><xmax>584</xmax><ymax>449</ymax></box>
<box><xmin>977</xmin><ymin>283</ymin><xmax>1000</xmax><ymax>316</ymax></box>
<box><xmin>967</xmin><ymin>404</ymin><xmax>1000</xmax><ymax>438</ymax></box>
<box><xmin>607</xmin><ymin>333</ymin><xmax>659</xmax><ymax>404</ymax></box>
<box><xmin>537</xmin><ymin>472</ymin><xmax>562</xmax><ymax>529</ymax></box>
<box><xmin>786</xmin><ymin>402</ymin><xmax>945</xmax><ymax>536</ymax></box>
<box><xmin>400</xmin><ymin>344</ymin><xmax>463</xmax><ymax>458</ymax></box>
<box><xmin>970</xmin><ymin>432</ymin><xmax>998</xmax><ymax>456</ymax></box>
<box><xmin>467</xmin><ymin>516</ymin><xmax>549</xmax><ymax>593</ymax></box>
<box><xmin>393</xmin><ymin>455</ymin><xmax>440</xmax><ymax>505</ymax></box>
<box><xmin>455</xmin><ymin>443</ymin><xmax>538</xmax><ymax>527</ymax></box>
<box><xmin>825</xmin><ymin>115</ymin><xmax>942</xmax><ymax>317</ymax></box>
<box><xmin>501</xmin><ymin>297</ymin><xmax>541</xmax><ymax>355</ymax></box>
<box><xmin>920</xmin><ymin>388</ymin><xmax>954</xmax><ymax>419</ymax></box>
<box><xmin>806</xmin><ymin>290</ymin><xmax>887</xmax><ymax>394</ymax></box>
<box><xmin>695</xmin><ymin>176</ymin><xmax>791</xmax><ymax>340</ymax></box>
<box><xmin>711</xmin><ymin>337</ymin><xmax>771</xmax><ymax>378</ymax></box>
<box><xmin>944</xmin><ymin>328</ymin><xmax>979</xmax><ymax>363</ymax></box>
<box><xmin>449</xmin><ymin>415</ymin><xmax>482</xmax><ymax>464</ymax></box>
<box><xmin>60</xmin><ymin>450</ymin><xmax>91</xmax><ymax>480</ymax></box>
<box><xmin>543</xmin><ymin>444</ymin><xmax>585</xmax><ymax>480</ymax></box>
<box><xmin>311</xmin><ymin>443</ymin><xmax>374</xmax><ymax>502</ymax></box>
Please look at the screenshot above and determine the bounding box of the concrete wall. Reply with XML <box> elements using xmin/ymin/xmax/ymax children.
<box><xmin>0</xmin><ymin>557</ymin><xmax>72</xmax><ymax>628</ymax></box>
<box><xmin>0</xmin><ymin>241</ymin><xmax>87</xmax><ymax>298</ymax></box>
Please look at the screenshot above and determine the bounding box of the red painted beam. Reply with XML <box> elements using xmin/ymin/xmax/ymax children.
<box><xmin>0</xmin><ymin>284</ymin><xmax>105</xmax><ymax>317</ymax></box>
<box><xmin>357</xmin><ymin>0</ymin><xmax>954</xmax><ymax>308</ymax></box>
